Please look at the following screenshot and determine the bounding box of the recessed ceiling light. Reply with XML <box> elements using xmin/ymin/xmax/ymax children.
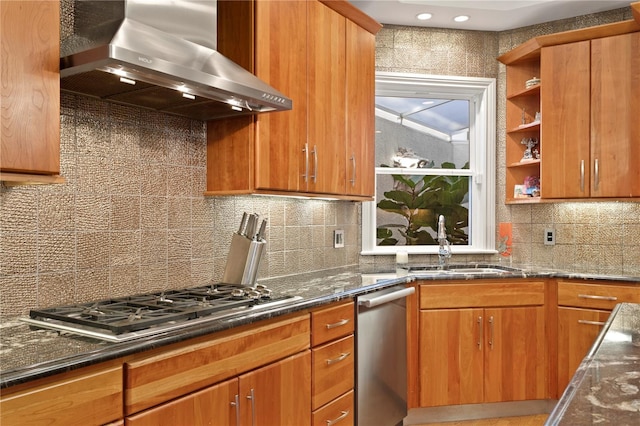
<box><xmin>416</xmin><ymin>12</ymin><xmax>432</xmax><ymax>20</ymax></box>
<box><xmin>454</xmin><ymin>15</ymin><xmax>469</xmax><ymax>22</ymax></box>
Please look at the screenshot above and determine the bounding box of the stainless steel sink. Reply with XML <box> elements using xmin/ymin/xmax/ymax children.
<box><xmin>408</xmin><ymin>266</ymin><xmax>512</xmax><ymax>276</ymax></box>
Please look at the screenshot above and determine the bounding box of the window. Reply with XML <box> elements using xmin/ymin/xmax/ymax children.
<box><xmin>362</xmin><ymin>72</ymin><xmax>496</xmax><ymax>255</ymax></box>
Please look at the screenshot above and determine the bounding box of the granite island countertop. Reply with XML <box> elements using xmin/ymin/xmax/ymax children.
<box><xmin>1</xmin><ymin>264</ymin><xmax>638</xmax><ymax>390</ymax></box>
<box><xmin>546</xmin><ymin>303</ymin><xmax>640</xmax><ymax>425</ymax></box>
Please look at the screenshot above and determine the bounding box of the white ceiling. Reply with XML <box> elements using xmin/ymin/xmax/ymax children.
<box><xmin>349</xmin><ymin>0</ymin><xmax>632</xmax><ymax>31</ymax></box>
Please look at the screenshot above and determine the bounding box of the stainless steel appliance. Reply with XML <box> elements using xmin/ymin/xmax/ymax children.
<box><xmin>24</xmin><ymin>284</ymin><xmax>300</xmax><ymax>342</ymax></box>
<box><xmin>356</xmin><ymin>285</ymin><xmax>415</xmax><ymax>426</ymax></box>
<box><xmin>60</xmin><ymin>0</ymin><xmax>292</xmax><ymax>120</ymax></box>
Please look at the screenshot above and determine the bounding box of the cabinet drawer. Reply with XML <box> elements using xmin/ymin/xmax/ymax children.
<box><xmin>125</xmin><ymin>314</ymin><xmax>309</xmax><ymax>415</ymax></box>
<box><xmin>420</xmin><ymin>281</ymin><xmax>545</xmax><ymax>309</ymax></box>
<box><xmin>312</xmin><ymin>335</ymin><xmax>354</xmax><ymax>410</ymax></box>
<box><xmin>312</xmin><ymin>389</ymin><xmax>354</xmax><ymax>426</ymax></box>
<box><xmin>311</xmin><ymin>301</ymin><xmax>355</xmax><ymax>346</ymax></box>
<box><xmin>0</xmin><ymin>365</ymin><xmax>122</xmax><ymax>426</ymax></box>
<box><xmin>557</xmin><ymin>280</ymin><xmax>640</xmax><ymax>310</ymax></box>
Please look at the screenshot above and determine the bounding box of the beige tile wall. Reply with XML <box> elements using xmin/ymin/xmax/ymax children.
<box><xmin>0</xmin><ymin>93</ymin><xmax>360</xmax><ymax>316</ymax></box>
<box><xmin>366</xmin><ymin>7</ymin><xmax>640</xmax><ymax>276</ymax></box>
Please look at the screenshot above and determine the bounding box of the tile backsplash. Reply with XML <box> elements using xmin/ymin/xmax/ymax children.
<box><xmin>1</xmin><ymin>4</ymin><xmax>638</xmax><ymax>316</ymax></box>
<box><xmin>0</xmin><ymin>93</ymin><xmax>360</xmax><ymax>316</ymax></box>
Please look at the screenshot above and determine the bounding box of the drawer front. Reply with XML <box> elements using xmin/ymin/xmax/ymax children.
<box><xmin>420</xmin><ymin>280</ymin><xmax>546</xmax><ymax>309</ymax></box>
<box><xmin>0</xmin><ymin>365</ymin><xmax>123</xmax><ymax>426</ymax></box>
<box><xmin>312</xmin><ymin>335</ymin><xmax>354</xmax><ymax>410</ymax></box>
<box><xmin>311</xmin><ymin>301</ymin><xmax>355</xmax><ymax>346</ymax></box>
<box><xmin>557</xmin><ymin>280</ymin><xmax>640</xmax><ymax>310</ymax></box>
<box><xmin>312</xmin><ymin>389</ymin><xmax>354</xmax><ymax>426</ymax></box>
<box><xmin>125</xmin><ymin>314</ymin><xmax>309</xmax><ymax>415</ymax></box>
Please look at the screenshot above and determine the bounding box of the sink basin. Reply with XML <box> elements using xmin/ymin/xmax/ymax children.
<box><xmin>408</xmin><ymin>266</ymin><xmax>512</xmax><ymax>276</ymax></box>
<box><xmin>445</xmin><ymin>267</ymin><xmax>510</xmax><ymax>275</ymax></box>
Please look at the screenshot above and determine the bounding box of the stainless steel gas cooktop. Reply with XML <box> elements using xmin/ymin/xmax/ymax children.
<box><xmin>23</xmin><ymin>284</ymin><xmax>301</xmax><ymax>342</ymax></box>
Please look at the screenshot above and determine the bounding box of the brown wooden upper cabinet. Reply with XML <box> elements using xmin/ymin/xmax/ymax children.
<box><xmin>499</xmin><ymin>18</ymin><xmax>640</xmax><ymax>202</ymax></box>
<box><xmin>207</xmin><ymin>0</ymin><xmax>380</xmax><ymax>200</ymax></box>
<box><xmin>541</xmin><ymin>32</ymin><xmax>640</xmax><ymax>199</ymax></box>
<box><xmin>0</xmin><ymin>1</ymin><xmax>63</xmax><ymax>185</ymax></box>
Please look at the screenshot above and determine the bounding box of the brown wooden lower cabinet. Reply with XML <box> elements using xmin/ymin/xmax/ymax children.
<box><xmin>126</xmin><ymin>351</ymin><xmax>311</xmax><ymax>426</ymax></box>
<box><xmin>557</xmin><ymin>307</ymin><xmax>611</xmax><ymax>391</ymax></box>
<box><xmin>556</xmin><ymin>279</ymin><xmax>640</xmax><ymax>393</ymax></box>
<box><xmin>0</xmin><ymin>364</ymin><xmax>123</xmax><ymax>426</ymax></box>
<box><xmin>417</xmin><ymin>280</ymin><xmax>549</xmax><ymax>407</ymax></box>
<box><xmin>311</xmin><ymin>301</ymin><xmax>355</xmax><ymax>425</ymax></box>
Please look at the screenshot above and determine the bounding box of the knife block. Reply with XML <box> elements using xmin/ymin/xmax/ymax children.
<box><xmin>222</xmin><ymin>233</ymin><xmax>266</xmax><ymax>287</ymax></box>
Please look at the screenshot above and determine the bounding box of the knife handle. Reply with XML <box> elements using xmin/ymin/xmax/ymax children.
<box><xmin>238</xmin><ymin>212</ymin><xmax>248</xmax><ymax>236</ymax></box>
<box><xmin>256</xmin><ymin>219</ymin><xmax>267</xmax><ymax>241</ymax></box>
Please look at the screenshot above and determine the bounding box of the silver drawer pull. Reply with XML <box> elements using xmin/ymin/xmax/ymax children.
<box><xmin>326</xmin><ymin>318</ymin><xmax>350</xmax><ymax>329</ymax></box>
<box><xmin>326</xmin><ymin>352</ymin><xmax>351</xmax><ymax>365</ymax></box>
<box><xmin>326</xmin><ymin>410</ymin><xmax>349</xmax><ymax>426</ymax></box>
<box><xmin>578</xmin><ymin>320</ymin><xmax>606</xmax><ymax>326</ymax></box>
<box><xmin>578</xmin><ymin>294</ymin><xmax>617</xmax><ymax>301</ymax></box>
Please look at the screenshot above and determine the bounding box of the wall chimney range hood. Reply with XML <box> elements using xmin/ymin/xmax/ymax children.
<box><xmin>60</xmin><ymin>0</ymin><xmax>292</xmax><ymax>121</ymax></box>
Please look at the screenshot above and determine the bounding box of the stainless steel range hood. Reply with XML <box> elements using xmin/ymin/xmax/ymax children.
<box><xmin>60</xmin><ymin>0</ymin><xmax>292</xmax><ymax>120</ymax></box>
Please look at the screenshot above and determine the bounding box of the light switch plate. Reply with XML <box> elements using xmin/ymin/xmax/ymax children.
<box><xmin>334</xmin><ymin>230</ymin><xmax>345</xmax><ymax>248</ymax></box>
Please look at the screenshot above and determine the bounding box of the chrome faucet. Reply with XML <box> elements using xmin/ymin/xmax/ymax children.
<box><xmin>437</xmin><ymin>215</ymin><xmax>452</xmax><ymax>267</ymax></box>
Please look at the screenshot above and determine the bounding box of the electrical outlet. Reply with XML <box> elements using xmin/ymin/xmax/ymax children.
<box><xmin>544</xmin><ymin>228</ymin><xmax>555</xmax><ymax>246</ymax></box>
<box><xmin>333</xmin><ymin>230</ymin><xmax>345</xmax><ymax>248</ymax></box>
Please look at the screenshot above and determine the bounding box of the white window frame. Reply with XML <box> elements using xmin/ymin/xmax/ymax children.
<box><xmin>362</xmin><ymin>72</ymin><xmax>497</xmax><ymax>255</ymax></box>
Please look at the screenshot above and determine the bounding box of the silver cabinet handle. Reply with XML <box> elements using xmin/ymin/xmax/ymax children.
<box><xmin>578</xmin><ymin>319</ymin><xmax>606</xmax><ymax>326</ymax></box>
<box><xmin>350</xmin><ymin>154</ymin><xmax>356</xmax><ymax>186</ymax></box>
<box><xmin>311</xmin><ymin>145</ymin><xmax>318</xmax><ymax>183</ymax></box>
<box><xmin>326</xmin><ymin>318</ymin><xmax>350</xmax><ymax>329</ymax></box>
<box><xmin>578</xmin><ymin>294</ymin><xmax>617</xmax><ymax>301</ymax></box>
<box><xmin>230</xmin><ymin>394</ymin><xmax>240</xmax><ymax>426</ymax></box>
<box><xmin>302</xmin><ymin>143</ymin><xmax>309</xmax><ymax>183</ymax></box>
<box><xmin>477</xmin><ymin>316</ymin><xmax>483</xmax><ymax>350</ymax></box>
<box><xmin>326</xmin><ymin>352</ymin><xmax>351</xmax><ymax>365</ymax></box>
<box><xmin>246</xmin><ymin>388</ymin><xmax>256</xmax><ymax>426</ymax></box>
<box><xmin>594</xmin><ymin>158</ymin><xmax>599</xmax><ymax>191</ymax></box>
<box><xmin>580</xmin><ymin>159</ymin><xmax>585</xmax><ymax>192</ymax></box>
<box><xmin>488</xmin><ymin>316</ymin><xmax>494</xmax><ymax>350</ymax></box>
<box><xmin>326</xmin><ymin>410</ymin><xmax>350</xmax><ymax>426</ymax></box>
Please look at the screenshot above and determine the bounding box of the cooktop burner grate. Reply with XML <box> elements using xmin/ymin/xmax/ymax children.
<box><xmin>28</xmin><ymin>284</ymin><xmax>273</xmax><ymax>335</ymax></box>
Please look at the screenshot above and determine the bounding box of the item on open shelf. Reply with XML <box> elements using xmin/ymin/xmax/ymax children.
<box><xmin>526</xmin><ymin>77</ymin><xmax>540</xmax><ymax>88</ymax></box>
<box><xmin>524</xmin><ymin>175</ymin><xmax>541</xmax><ymax>197</ymax></box>
<box><xmin>514</xmin><ymin>184</ymin><xmax>528</xmax><ymax>198</ymax></box>
<box><xmin>520</xmin><ymin>137</ymin><xmax>539</xmax><ymax>162</ymax></box>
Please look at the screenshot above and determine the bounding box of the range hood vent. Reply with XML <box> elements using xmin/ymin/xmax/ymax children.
<box><xmin>60</xmin><ymin>0</ymin><xmax>292</xmax><ymax>120</ymax></box>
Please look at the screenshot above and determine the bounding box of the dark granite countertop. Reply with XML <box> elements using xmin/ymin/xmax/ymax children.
<box><xmin>546</xmin><ymin>303</ymin><xmax>640</xmax><ymax>425</ymax></box>
<box><xmin>1</xmin><ymin>264</ymin><xmax>638</xmax><ymax>390</ymax></box>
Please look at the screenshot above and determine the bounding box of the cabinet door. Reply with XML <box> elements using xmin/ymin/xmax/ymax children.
<box><xmin>1</xmin><ymin>1</ymin><xmax>60</xmax><ymax>175</ymax></box>
<box><xmin>254</xmin><ymin>0</ymin><xmax>308</xmax><ymax>192</ymax></box>
<box><xmin>557</xmin><ymin>307</ymin><xmax>611</xmax><ymax>392</ymax></box>
<box><xmin>307</xmin><ymin>0</ymin><xmax>346</xmax><ymax>195</ymax></box>
<box><xmin>419</xmin><ymin>309</ymin><xmax>484</xmax><ymax>407</ymax></box>
<box><xmin>484</xmin><ymin>306</ymin><xmax>548</xmax><ymax>403</ymax></box>
<box><xmin>540</xmin><ymin>41</ymin><xmax>591</xmax><ymax>198</ymax></box>
<box><xmin>345</xmin><ymin>19</ymin><xmax>375</xmax><ymax>197</ymax></box>
<box><xmin>126</xmin><ymin>379</ymin><xmax>238</xmax><ymax>426</ymax></box>
<box><xmin>591</xmin><ymin>32</ymin><xmax>640</xmax><ymax>197</ymax></box>
<box><xmin>239</xmin><ymin>351</ymin><xmax>311</xmax><ymax>426</ymax></box>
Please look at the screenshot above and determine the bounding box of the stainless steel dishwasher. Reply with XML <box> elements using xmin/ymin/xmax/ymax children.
<box><xmin>356</xmin><ymin>285</ymin><xmax>415</xmax><ymax>426</ymax></box>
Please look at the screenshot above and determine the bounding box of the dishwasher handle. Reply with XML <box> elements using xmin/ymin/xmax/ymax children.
<box><xmin>358</xmin><ymin>287</ymin><xmax>415</xmax><ymax>308</ymax></box>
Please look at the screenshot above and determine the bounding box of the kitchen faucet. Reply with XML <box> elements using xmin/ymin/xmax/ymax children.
<box><xmin>437</xmin><ymin>215</ymin><xmax>452</xmax><ymax>267</ymax></box>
